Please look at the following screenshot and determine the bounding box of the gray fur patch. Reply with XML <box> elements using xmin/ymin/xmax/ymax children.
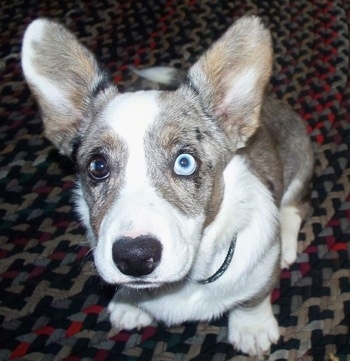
<box><xmin>77</xmin><ymin>124</ymin><xmax>128</xmax><ymax>236</ymax></box>
<box><xmin>143</xmin><ymin>90</ymin><xmax>227</xmax><ymax>224</ymax></box>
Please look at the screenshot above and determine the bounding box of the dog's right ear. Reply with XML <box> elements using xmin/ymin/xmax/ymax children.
<box><xmin>22</xmin><ymin>19</ymin><xmax>113</xmax><ymax>157</ymax></box>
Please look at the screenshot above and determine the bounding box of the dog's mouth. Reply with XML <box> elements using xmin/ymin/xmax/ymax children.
<box><xmin>125</xmin><ymin>280</ymin><xmax>163</xmax><ymax>289</ymax></box>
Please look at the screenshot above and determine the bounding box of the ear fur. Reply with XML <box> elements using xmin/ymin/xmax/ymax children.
<box><xmin>21</xmin><ymin>19</ymin><xmax>114</xmax><ymax>156</ymax></box>
<box><xmin>186</xmin><ymin>15</ymin><xmax>273</xmax><ymax>149</ymax></box>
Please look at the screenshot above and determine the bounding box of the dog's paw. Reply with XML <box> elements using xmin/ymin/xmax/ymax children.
<box><xmin>108</xmin><ymin>300</ymin><xmax>153</xmax><ymax>331</ymax></box>
<box><xmin>228</xmin><ymin>297</ymin><xmax>280</xmax><ymax>357</ymax></box>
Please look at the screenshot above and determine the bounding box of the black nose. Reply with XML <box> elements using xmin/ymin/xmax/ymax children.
<box><xmin>112</xmin><ymin>236</ymin><xmax>162</xmax><ymax>277</ymax></box>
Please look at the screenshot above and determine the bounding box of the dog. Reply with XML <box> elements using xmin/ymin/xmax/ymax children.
<box><xmin>21</xmin><ymin>15</ymin><xmax>314</xmax><ymax>357</ymax></box>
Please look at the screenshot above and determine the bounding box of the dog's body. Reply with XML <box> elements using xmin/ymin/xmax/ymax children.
<box><xmin>22</xmin><ymin>16</ymin><xmax>314</xmax><ymax>356</ymax></box>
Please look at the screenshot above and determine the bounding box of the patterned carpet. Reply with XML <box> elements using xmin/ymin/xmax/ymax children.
<box><xmin>0</xmin><ymin>0</ymin><xmax>349</xmax><ymax>360</ymax></box>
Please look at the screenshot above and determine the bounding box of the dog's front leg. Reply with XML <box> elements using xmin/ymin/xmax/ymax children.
<box><xmin>108</xmin><ymin>286</ymin><xmax>279</xmax><ymax>357</ymax></box>
<box><xmin>228</xmin><ymin>294</ymin><xmax>279</xmax><ymax>357</ymax></box>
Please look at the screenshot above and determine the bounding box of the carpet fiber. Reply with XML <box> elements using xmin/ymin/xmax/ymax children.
<box><xmin>0</xmin><ymin>0</ymin><xmax>349</xmax><ymax>360</ymax></box>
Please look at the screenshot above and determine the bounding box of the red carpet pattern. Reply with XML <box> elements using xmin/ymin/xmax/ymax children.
<box><xmin>0</xmin><ymin>0</ymin><xmax>349</xmax><ymax>360</ymax></box>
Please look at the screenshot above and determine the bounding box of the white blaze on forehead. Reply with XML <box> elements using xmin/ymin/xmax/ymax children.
<box><xmin>104</xmin><ymin>90</ymin><xmax>160</xmax><ymax>138</ymax></box>
<box><xmin>103</xmin><ymin>91</ymin><xmax>161</xmax><ymax>187</ymax></box>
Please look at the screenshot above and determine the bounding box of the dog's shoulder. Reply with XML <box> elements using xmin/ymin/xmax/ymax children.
<box><xmin>239</xmin><ymin>95</ymin><xmax>312</xmax><ymax>205</ymax></box>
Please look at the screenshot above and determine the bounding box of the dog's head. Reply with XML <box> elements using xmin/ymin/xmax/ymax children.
<box><xmin>22</xmin><ymin>16</ymin><xmax>272</xmax><ymax>288</ymax></box>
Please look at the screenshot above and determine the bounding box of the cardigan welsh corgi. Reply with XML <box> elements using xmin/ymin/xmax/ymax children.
<box><xmin>22</xmin><ymin>16</ymin><xmax>313</xmax><ymax>357</ymax></box>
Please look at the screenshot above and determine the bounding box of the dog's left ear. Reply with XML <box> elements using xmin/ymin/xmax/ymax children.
<box><xmin>186</xmin><ymin>16</ymin><xmax>273</xmax><ymax>149</ymax></box>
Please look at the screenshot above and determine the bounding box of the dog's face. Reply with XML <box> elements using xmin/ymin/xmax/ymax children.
<box><xmin>76</xmin><ymin>90</ymin><xmax>229</xmax><ymax>286</ymax></box>
<box><xmin>22</xmin><ymin>16</ymin><xmax>272</xmax><ymax>288</ymax></box>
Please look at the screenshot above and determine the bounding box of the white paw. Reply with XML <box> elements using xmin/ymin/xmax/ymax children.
<box><xmin>108</xmin><ymin>300</ymin><xmax>153</xmax><ymax>331</ymax></box>
<box><xmin>228</xmin><ymin>297</ymin><xmax>280</xmax><ymax>357</ymax></box>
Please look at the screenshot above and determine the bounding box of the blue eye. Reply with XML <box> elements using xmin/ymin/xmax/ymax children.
<box><xmin>174</xmin><ymin>153</ymin><xmax>197</xmax><ymax>176</ymax></box>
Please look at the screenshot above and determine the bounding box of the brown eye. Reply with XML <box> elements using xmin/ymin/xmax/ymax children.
<box><xmin>89</xmin><ymin>156</ymin><xmax>110</xmax><ymax>181</ymax></box>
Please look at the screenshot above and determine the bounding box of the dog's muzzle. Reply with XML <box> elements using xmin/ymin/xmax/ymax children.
<box><xmin>112</xmin><ymin>236</ymin><xmax>162</xmax><ymax>277</ymax></box>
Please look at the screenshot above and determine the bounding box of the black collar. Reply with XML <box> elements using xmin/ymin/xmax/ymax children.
<box><xmin>197</xmin><ymin>236</ymin><xmax>237</xmax><ymax>285</ymax></box>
